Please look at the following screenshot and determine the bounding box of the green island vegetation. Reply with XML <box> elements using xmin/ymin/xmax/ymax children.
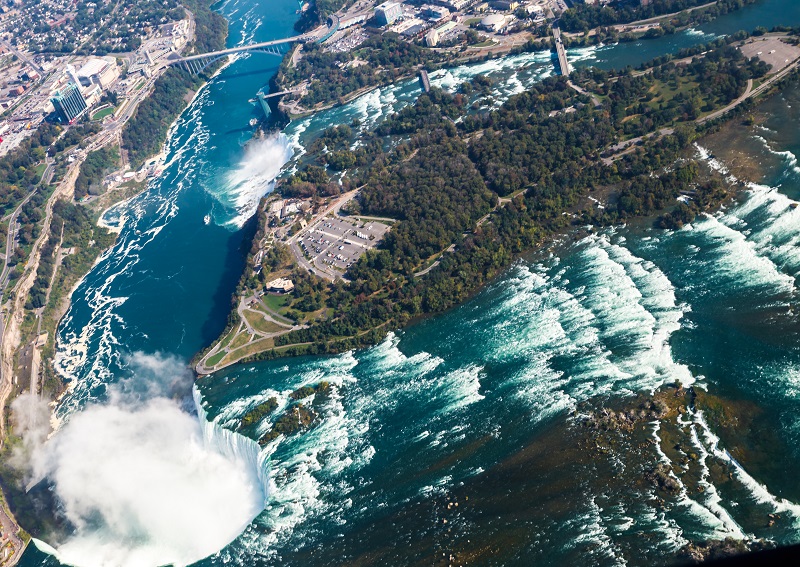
<box><xmin>259</xmin><ymin>403</ymin><xmax>316</xmax><ymax>445</ymax></box>
<box><xmin>122</xmin><ymin>0</ymin><xmax>228</xmax><ymax>168</ymax></box>
<box><xmin>211</xmin><ymin>31</ymin><xmax>796</xmax><ymax>364</ymax></box>
<box><xmin>254</xmin><ymin>382</ymin><xmax>331</xmax><ymax>445</ymax></box>
<box><xmin>74</xmin><ymin>146</ymin><xmax>120</xmax><ymax>199</ymax></box>
<box><xmin>563</xmin><ymin>0</ymin><xmax>762</xmax><ymax>48</ymax></box>
<box><xmin>279</xmin><ymin>34</ymin><xmax>449</xmax><ymax>109</ymax></box>
<box><xmin>581</xmin><ymin>36</ymin><xmax>769</xmax><ymax>136</ymax></box>
<box><xmin>240</xmin><ymin>397</ymin><xmax>279</xmax><ymax>429</ymax></box>
<box><xmin>290</xmin><ymin>381</ymin><xmax>330</xmax><ymax>400</ymax></box>
<box><xmin>560</xmin><ymin>0</ymin><xmax>757</xmax><ymax>34</ymax></box>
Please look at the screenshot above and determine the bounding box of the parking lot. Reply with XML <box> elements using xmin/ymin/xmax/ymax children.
<box><xmin>297</xmin><ymin>216</ymin><xmax>390</xmax><ymax>276</ymax></box>
<box><xmin>740</xmin><ymin>38</ymin><xmax>800</xmax><ymax>72</ymax></box>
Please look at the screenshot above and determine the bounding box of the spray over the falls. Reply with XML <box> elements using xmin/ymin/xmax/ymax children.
<box><xmin>217</xmin><ymin>133</ymin><xmax>293</xmax><ymax>228</ymax></box>
<box><xmin>24</xmin><ymin>353</ymin><xmax>267</xmax><ymax>567</ymax></box>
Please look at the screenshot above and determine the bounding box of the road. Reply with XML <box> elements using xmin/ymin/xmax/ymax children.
<box><xmin>698</xmin><ymin>79</ymin><xmax>753</xmax><ymax>124</ymax></box>
<box><xmin>0</xmin><ymin>156</ymin><xmax>53</xmax><ymax>293</ymax></box>
<box><xmin>601</xmin><ymin>128</ymin><xmax>675</xmax><ymax>165</ymax></box>
<box><xmin>0</xmin><ymin>498</ymin><xmax>23</xmax><ymax>565</ymax></box>
<box><xmin>0</xmin><ymin>39</ymin><xmax>42</xmax><ymax>73</ymax></box>
<box><xmin>698</xmin><ymin>53</ymin><xmax>800</xmax><ymax>124</ymax></box>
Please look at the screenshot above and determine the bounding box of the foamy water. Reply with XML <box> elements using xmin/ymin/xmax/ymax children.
<box><xmin>214</xmin><ymin>134</ymin><xmax>293</xmax><ymax>228</ymax></box>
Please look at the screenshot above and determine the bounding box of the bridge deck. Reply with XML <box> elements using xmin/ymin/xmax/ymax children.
<box><xmin>170</xmin><ymin>35</ymin><xmax>306</xmax><ymax>64</ymax></box>
<box><xmin>552</xmin><ymin>27</ymin><xmax>572</xmax><ymax>76</ymax></box>
<box><xmin>260</xmin><ymin>89</ymin><xmax>297</xmax><ymax>99</ymax></box>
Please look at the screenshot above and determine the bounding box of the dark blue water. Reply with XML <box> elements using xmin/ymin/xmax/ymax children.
<box><xmin>19</xmin><ymin>1</ymin><xmax>800</xmax><ymax>565</ymax></box>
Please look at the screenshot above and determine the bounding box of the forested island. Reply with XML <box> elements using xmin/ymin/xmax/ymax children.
<box><xmin>200</xmin><ymin>29</ymin><xmax>800</xmax><ymax>371</ymax></box>
<box><xmin>560</xmin><ymin>0</ymin><xmax>759</xmax><ymax>33</ymax></box>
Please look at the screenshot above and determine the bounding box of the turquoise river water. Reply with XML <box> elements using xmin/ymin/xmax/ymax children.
<box><xmin>16</xmin><ymin>0</ymin><xmax>800</xmax><ymax>565</ymax></box>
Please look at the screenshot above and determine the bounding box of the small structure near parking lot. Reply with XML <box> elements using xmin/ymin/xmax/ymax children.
<box><xmin>266</xmin><ymin>277</ymin><xmax>295</xmax><ymax>293</ymax></box>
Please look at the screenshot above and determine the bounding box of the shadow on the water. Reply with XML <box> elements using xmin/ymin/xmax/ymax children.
<box><xmin>220</xmin><ymin>66</ymin><xmax>281</xmax><ymax>81</ymax></box>
<box><xmin>223</xmin><ymin>125</ymin><xmax>259</xmax><ymax>136</ymax></box>
<box><xmin>198</xmin><ymin>211</ymin><xmax>259</xmax><ymax>349</ymax></box>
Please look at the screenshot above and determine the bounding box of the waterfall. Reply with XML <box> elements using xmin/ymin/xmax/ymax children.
<box><xmin>193</xmin><ymin>385</ymin><xmax>271</xmax><ymax>502</ymax></box>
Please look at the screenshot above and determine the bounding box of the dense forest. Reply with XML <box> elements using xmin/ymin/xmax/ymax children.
<box><xmin>571</xmin><ymin>38</ymin><xmax>769</xmax><ymax>138</ymax></box>
<box><xmin>25</xmin><ymin>200</ymin><xmax>115</xmax><ymax>312</ymax></box>
<box><xmin>0</xmin><ymin>119</ymin><xmax>100</xmax><ymax>216</ymax></box>
<box><xmin>0</xmin><ymin>124</ymin><xmax>58</xmax><ymax>217</ymax></box>
<box><xmin>244</xmin><ymin>38</ymin><xmax>773</xmax><ymax>358</ymax></box>
<box><xmin>279</xmin><ymin>33</ymin><xmax>448</xmax><ymax>107</ymax></box>
<box><xmin>560</xmin><ymin>0</ymin><xmax>758</xmax><ymax>33</ymax></box>
<box><xmin>74</xmin><ymin>146</ymin><xmax>119</xmax><ymax>199</ymax></box>
<box><xmin>122</xmin><ymin>69</ymin><xmax>197</xmax><ymax>168</ymax></box>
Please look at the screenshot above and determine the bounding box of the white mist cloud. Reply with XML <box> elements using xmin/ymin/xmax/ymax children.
<box><xmin>10</xmin><ymin>393</ymin><xmax>52</xmax><ymax>478</ymax></box>
<box><xmin>29</xmin><ymin>353</ymin><xmax>266</xmax><ymax>567</ymax></box>
<box><xmin>222</xmin><ymin>132</ymin><xmax>293</xmax><ymax>227</ymax></box>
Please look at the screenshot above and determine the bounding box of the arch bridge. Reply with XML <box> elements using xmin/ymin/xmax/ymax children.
<box><xmin>167</xmin><ymin>15</ymin><xmax>341</xmax><ymax>75</ymax></box>
<box><xmin>167</xmin><ymin>36</ymin><xmax>305</xmax><ymax>74</ymax></box>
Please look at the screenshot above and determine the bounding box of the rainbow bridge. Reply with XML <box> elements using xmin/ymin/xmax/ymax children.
<box><xmin>168</xmin><ymin>15</ymin><xmax>340</xmax><ymax>75</ymax></box>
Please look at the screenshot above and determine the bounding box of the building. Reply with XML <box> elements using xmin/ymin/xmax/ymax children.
<box><xmin>521</xmin><ymin>3</ymin><xmax>544</xmax><ymax>16</ymax></box>
<box><xmin>51</xmin><ymin>82</ymin><xmax>88</xmax><ymax>123</ymax></box>
<box><xmin>422</xmin><ymin>4</ymin><xmax>450</xmax><ymax>21</ymax></box>
<box><xmin>402</xmin><ymin>23</ymin><xmax>427</xmax><ymax>37</ymax></box>
<box><xmin>490</xmin><ymin>0</ymin><xmax>518</xmax><ymax>10</ymax></box>
<box><xmin>479</xmin><ymin>13</ymin><xmax>507</xmax><ymax>32</ymax></box>
<box><xmin>266</xmin><ymin>277</ymin><xmax>295</xmax><ymax>293</ymax></box>
<box><xmin>442</xmin><ymin>0</ymin><xmax>471</xmax><ymax>11</ymax></box>
<box><xmin>77</xmin><ymin>58</ymin><xmax>119</xmax><ymax>90</ymax></box>
<box><xmin>65</xmin><ymin>64</ymin><xmax>80</xmax><ymax>87</ymax></box>
<box><xmin>425</xmin><ymin>28</ymin><xmax>439</xmax><ymax>46</ymax></box>
<box><xmin>435</xmin><ymin>20</ymin><xmax>458</xmax><ymax>36</ymax></box>
<box><xmin>340</xmin><ymin>14</ymin><xmax>367</xmax><ymax>28</ymax></box>
<box><xmin>375</xmin><ymin>1</ymin><xmax>403</xmax><ymax>26</ymax></box>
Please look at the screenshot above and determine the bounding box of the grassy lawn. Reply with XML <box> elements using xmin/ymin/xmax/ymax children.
<box><xmin>243</xmin><ymin>309</ymin><xmax>290</xmax><ymax>334</ymax></box>
<box><xmin>472</xmin><ymin>40</ymin><xmax>497</xmax><ymax>48</ymax></box>
<box><xmin>134</xmin><ymin>80</ymin><xmax>146</xmax><ymax>91</ymax></box>
<box><xmin>92</xmin><ymin>106</ymin><xmax>115</xmax><ymax>120</ymax></box>
<box><xmin>206</xmin><ymin>349</ymin><xmax>226</xmax><ymax>367</ymax></box>
<box><xmin>464</xmin><ymin>17</ymin><xmax>481</xmax><ymax>25</ymax></box>
<box><xmin>647</xmin><ymin>76</ymin><xmax>700</xmax><ymax>109</ymax></box>
<box><xmin>34</xmin><ymin>162</ymin><xmax>47</xmax><ymax>180</ymax></box>
<box><xmin>230</xmin><ymin>331</ymin><xmax>251</xmax><ymax>350</ymax></box>
<box><xmin>219</xmin><ymin>325</ymin><xmax>238</xmax><ymax>349</ymax></box>
<box><xmin>222</xmin><ymin>337</ymin><xmax>275</xmax><ymax>365</ymax></box>
<box><xmin>262</xmin><ymin>293</ymin><xmax>289</xmax><ymax>313</ymax></box>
